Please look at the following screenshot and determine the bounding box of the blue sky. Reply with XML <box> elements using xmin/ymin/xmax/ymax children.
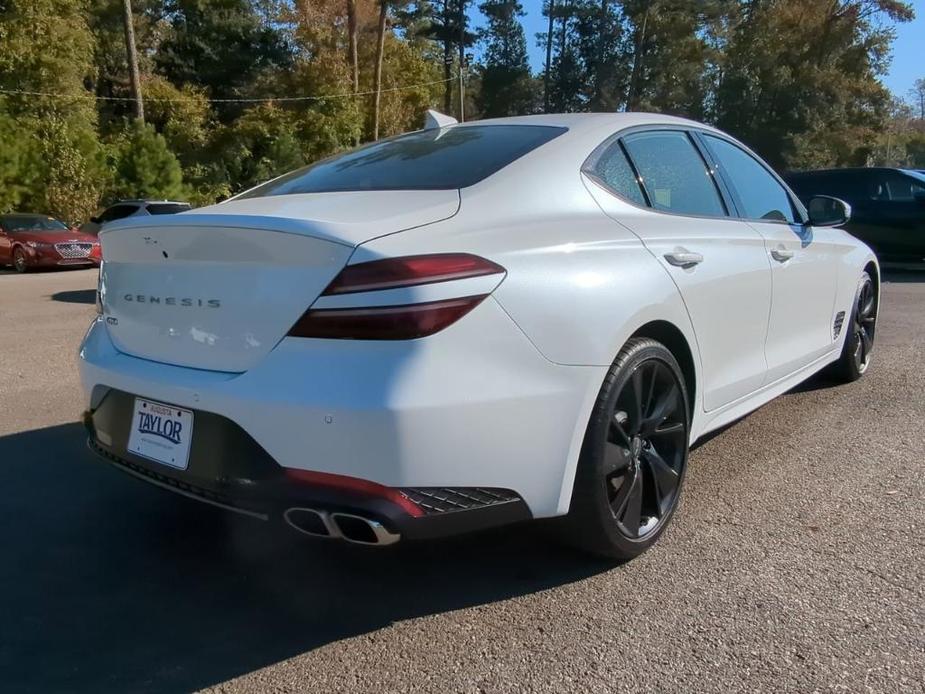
<box><xmin>469</xmin><ymin>0</ymin><xmax>923</xmax><ymax>102</ymax></box>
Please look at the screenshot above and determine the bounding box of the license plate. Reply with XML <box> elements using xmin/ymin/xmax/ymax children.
<box><xmin>127</xmin><ymin>398</ymin><xmax>194</xmax><ymax>470</ymax></box>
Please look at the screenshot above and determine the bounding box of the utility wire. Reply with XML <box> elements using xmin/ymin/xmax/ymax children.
<box><xmin>0</xmin><ymin>76</ymin><xmax>456</xmax><ymax>104</ymax></box>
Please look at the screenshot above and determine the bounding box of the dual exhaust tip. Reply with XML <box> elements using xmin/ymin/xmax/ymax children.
<box><xmin>284</xmin><ymin>507</ymin><xmax>401</xmax><ymax>546</ymax></box>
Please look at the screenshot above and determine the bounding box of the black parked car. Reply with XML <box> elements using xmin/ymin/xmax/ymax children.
<box><xmin>784</xmin><ymin>167</ymin><xmax>925</xmax><ymax>262</ymax></box>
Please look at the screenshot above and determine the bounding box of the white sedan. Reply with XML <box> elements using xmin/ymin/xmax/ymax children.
<box><xmin>79</xmin><ymin>112</ymin><xmax>878</xmax><ymax>560</ymax></box>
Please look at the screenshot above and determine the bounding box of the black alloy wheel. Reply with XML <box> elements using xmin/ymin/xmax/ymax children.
<box><xmin>606</xmin><ymin>358</ymin><xmax>687</xmax><ymax>540</ymax></box>
<box><xmin>562</xmin><ymin>337</ymin><xmax>690</xmax><ymax>560</ymax></box>
<box><xmin>831</xmin><ymin>271</ymin><xmax>877</xmax><ymax>383</ymax></box>
<box><xmin>852</xmin><ymin>274</ymin><xmax>876</xmax><ymax>375</ymax></box>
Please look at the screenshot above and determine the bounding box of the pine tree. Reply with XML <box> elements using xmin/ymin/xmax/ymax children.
<box><xmin>476</xmin><ymin>0</ymin><xmax>538</xmax><ymax>116</ymax></box>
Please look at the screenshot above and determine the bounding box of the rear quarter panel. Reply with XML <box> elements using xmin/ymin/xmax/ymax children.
<box><xmin>356</xmin><ymin>166</ymin><xmax>704</xmax><ymax>424</ymax></box>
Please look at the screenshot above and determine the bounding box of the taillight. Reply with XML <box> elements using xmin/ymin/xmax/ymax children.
<box><xmin>323</xmin><ymin>254</ymin><xmax>504</xmax><ymax>295</ymax></box>
<box><xmin>288</xmin><ymin>253</ymin><xmax>505</xmax><ymax>340</ymax></box>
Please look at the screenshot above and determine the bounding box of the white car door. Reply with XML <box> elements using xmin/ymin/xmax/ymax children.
<box><xmin>584</xmin><ymin>128</ymin><xmax>773</xmax><ymax>412</ymax></box>
<box><xmin>698</xmin><ymin>133</ymin><xmax>839</xmax><ymax>382</ymax></box>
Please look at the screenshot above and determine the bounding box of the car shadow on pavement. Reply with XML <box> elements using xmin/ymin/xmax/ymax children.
<box><xmin>0</xmin><ymin>423</ymin><xmax>608</xmax><ymax>694</ymax></box>
<box><xmin>50</xmin><ymin>289</ymin><xmax>96</xmax><ymax>304</ymax></box>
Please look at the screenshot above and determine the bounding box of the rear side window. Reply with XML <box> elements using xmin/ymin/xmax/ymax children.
<box><xmin>703</xmin><ymin>135</ymin><xmax>796</xmax><ymax>223</ymax></box>
<box><xmin>881</xmin><ymin>172</ymin><xmax>925</xmax><ymax>201</ymax></box>
<box><xmin>622</xmin><ymin>131</ymin><xmax>726</xmax><ymax>217</ymax></box>
<box><xmin>587</xmin><ymin>142</ymin><xmax>647</xmax><ymax>206</ymax></box>
<box><xmin>240</xmin><ymin>125</ymin><xmax>568</xmax><ymax>197</ymax></box>
<box><xmin>146</xmin><ymin>203</ymin><xmax>191</xmax><ymax>215</ymax></box>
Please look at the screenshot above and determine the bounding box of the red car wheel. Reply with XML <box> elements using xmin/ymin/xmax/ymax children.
<box><xmin>12</xmin><ymin>247</ymin><xmax>29</xmax><ymax>273</ymax></box>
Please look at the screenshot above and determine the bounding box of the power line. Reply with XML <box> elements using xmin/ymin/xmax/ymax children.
<box><xmin>0</xmin><ymin>76</ymin><xmax>456</xmax><ymax>104</ymax></box>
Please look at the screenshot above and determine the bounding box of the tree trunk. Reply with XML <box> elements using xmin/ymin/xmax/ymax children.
<box><xmin>543</xmin><ymin>0</ymin><xmax>555</xmax><ymax>112</ymax></box>
<box><xmin>626</xmin><ymin>5</ymin><xmax>649</xmax><ymax>111</ymax></box>
<box><xmin>347</xmin><ymin>0</ymin><xmax>359</xmax><ymax>93</ymax></box>
<box><xmin>593</xmin><ymin>0</ymin><xmax>608</xmax><ymax>109</ymax></box>
<box><xmin>372</xmin><ymin>0</ymin><xmax>388</xmax><ymax>140</ymax></box>
<box><xmin>121</xmin><ymin>0</ymin><xmax>144</xmax><ymax>122</ymax></box>
<box><xmin>457</xmin><ymin>0</ymin><xmax>466</xmax><ymax>120</ymax></box>
<box><xmin>443</xmin><ymin>0</ymin><xmax>453</xmax><ymax>113</ymax></box>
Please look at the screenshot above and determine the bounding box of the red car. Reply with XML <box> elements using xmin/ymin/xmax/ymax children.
<box><xmin>0</xmin><ymin>214</ymin><xmax>101</xmax><ymax>273</ymax></box>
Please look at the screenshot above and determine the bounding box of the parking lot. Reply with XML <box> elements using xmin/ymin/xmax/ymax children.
<box><xmin>0</xmin><ymin>266</ymin><xmax>922</xmax><ymax>693</ymax></box>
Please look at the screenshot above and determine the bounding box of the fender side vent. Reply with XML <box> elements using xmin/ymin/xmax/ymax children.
<box><xmin>833</xmin><ymin>311</ymin><xmax>846</xmax><ymax>340</ymax></box>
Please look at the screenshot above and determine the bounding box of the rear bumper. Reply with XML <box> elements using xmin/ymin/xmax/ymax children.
<box><xmin>84</xmin><ymin>390</ymin><xmax>531</xmax><ymax>541</ymax></box>
<box><xmin>78</xmin><ymin>299</ymin><xmax>607</xmax><ymax>524</ymax></box>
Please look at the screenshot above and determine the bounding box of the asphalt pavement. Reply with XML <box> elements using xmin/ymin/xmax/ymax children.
<box><xmin>0</xmin><ymin>265</ymin><xmax>922</xmax><ymax>693</ymax></box>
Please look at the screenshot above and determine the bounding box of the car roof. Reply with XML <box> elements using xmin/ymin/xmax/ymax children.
<box><xmin>110</xmin><ymin>199</ymin><xmax>191</xmax><ymax>205</ymax></box>
<box><xmin>452</xmin><ymin>111</ymin><xmax>721</xmax><ymax>134</ymax></box>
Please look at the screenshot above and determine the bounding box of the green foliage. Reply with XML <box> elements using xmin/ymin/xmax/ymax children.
<box><xmin>142</xmin><ymin>76</ymin><xmax>212</xmax><ymax>159</ymax></box>
<box><xmin>476</xmin><ymin>0</ymin><xmax>539</xmax><ymax>116</ymax></box>
<box><xmin>0</xmin><ymin>0</ymin><xmax>918</xmax><ymax>215</ymax></box>
<box><xmin>0</xmin><ymin>101</ymin><xmax>38</xmax><ymax>213</ymax></box>
<box><xmin>208</xmin><ymin>103</ymin><xmax>306</xmax><ymax>193</ymax></box>
<box><xmin>0</xmin><ymin>0</ymin><xmax>103</xmax><ymax>221</ymax></box>
<box><xmin>155</xmin><ymin>0</ymin><xmax>293</xmax><ymax>109</ymax></box>
<box><xmin>107</xmin><ymin>120</ymin><xmax>186</xmax><ymax>202</ymax></box>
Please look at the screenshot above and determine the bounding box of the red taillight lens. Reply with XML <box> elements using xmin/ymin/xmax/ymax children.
<box><xmin>289</xmin><ymin>295</ymin><xmax>487</xmax><ymax>340</ymax></box>
<box><xmin>287</xmin><ymin>253</ymin><xmax>505</xmax><ymax>340</ymax></box>
<box><xmin>322</xmin><ymin>253</ymin><xmax>504</xmax><ymax>295</ymax></box>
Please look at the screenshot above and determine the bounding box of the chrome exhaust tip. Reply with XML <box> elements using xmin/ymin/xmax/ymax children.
<box><xmin>330</xmin><ymin>512</ymin><xmax>401</xmax><ymax>546</ymax></box>
<box><xmin>284</xmin><ymin>507</ymin><xmax>400</xmax><ymax>546</ymax></box>
<box><xmin>284</xmin><ymin>507</ymin><xmax>334</xmax><ymax>538</ymax></box>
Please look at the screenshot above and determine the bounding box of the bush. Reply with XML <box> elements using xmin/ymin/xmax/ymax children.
<box><xmin>107</xmin><ymin>120</ymin><xmax>187</xmax><ymax>202</ymax></box>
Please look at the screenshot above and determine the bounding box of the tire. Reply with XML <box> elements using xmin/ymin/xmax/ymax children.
<box><xmin>560</xmin><ymin>337</ymin><xmax>691</xmax><ymax>561</ymax></box>
<box><xmin>12</xmin><ymin>247</ymin><xmax>29</xmax><ymax>273</ymax></box>
<box><xmin>829</xmin><ymin>271</ymin><xmax>876</xmax><ymax>383</ymax></box>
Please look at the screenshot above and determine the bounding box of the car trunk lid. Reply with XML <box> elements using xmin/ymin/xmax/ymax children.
<box><xmin>99</xmin><ymin>191</ymin><xmax>459</xmax><ymax>372</ymax></box>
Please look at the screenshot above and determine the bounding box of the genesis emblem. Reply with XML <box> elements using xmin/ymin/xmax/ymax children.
<box><xmin>123</xmin><ymin>294</ymin><xmax>221</xmax><ymax>308</ymax></box>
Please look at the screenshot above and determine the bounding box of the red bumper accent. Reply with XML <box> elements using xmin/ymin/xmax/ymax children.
<box><xmin>283</xmin><ymin>468</ymin><xmax>425</xmax><ymax>518</ymax></box>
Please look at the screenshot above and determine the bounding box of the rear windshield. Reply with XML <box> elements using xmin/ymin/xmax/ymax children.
<box><xmin>239</xmin><ymin>125</ymin><xmax>567</xmax><ymax>197</ymax></box>
<box><xmin>146</xmin><ymin>203</ymin><xmax>191</xmax><ymax>215</ymax></box>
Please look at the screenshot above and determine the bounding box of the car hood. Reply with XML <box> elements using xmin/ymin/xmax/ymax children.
<box><xmin>11</xmin><ymin>231</ymin><xmax>98</xmax><ymax>244</ymax></box>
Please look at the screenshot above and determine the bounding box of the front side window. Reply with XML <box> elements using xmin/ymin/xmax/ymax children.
<box><xmin>622</xmin><ymin>131</ymin><xmax>726</xmax><ymax>217</ymax></box>
<box><xmin>587</xmin><ymin>142</ymin><xmax>647</xmax><ymax>206</ymax></box>
<box><xmin>240</xmin><ymin>125</ymin><xmax>567</xmax><ymax>197</ymax></box>
<box><xmin>703</xmin><ymin>135</ymin><xmax>796</xmax><ymax>223</ymax></box>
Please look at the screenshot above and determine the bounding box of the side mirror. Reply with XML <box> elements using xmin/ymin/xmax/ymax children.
<box><xmin>808</xmin><ymin>195</ymin><xmax>851</xmax><ymax>227</ymax></box>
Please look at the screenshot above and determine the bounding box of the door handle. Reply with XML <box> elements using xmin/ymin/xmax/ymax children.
<box><xmin>770</xmin><ymin>247</ymin><xmax>794</xmax><ymax>263</ymax></box>
<box><xmin>664</xmin><ymin>249</ymin><xmax>704</xmax><ymax>268</ymax></box>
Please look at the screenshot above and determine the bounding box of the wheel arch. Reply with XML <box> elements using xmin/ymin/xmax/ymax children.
<box><xmin>629</xmin><ymin>320</ymin><xmax>697</xmax><ymax>417</ymax></box>
<box><xmin>864</xmin><ymin>259</ymin><xmax>880</xmax><ymax>304</ymax></box>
